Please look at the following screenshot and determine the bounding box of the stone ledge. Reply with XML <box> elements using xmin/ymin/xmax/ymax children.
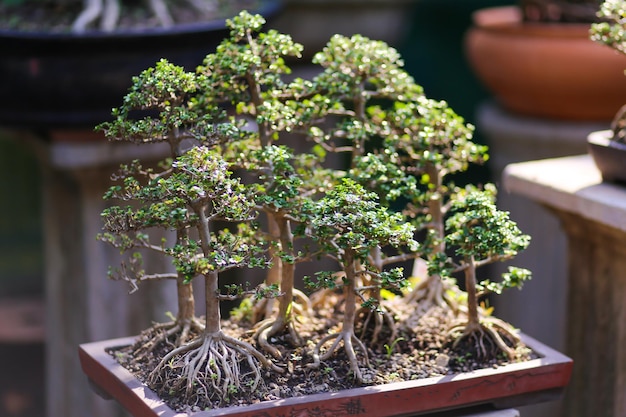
<box><xmin>503</xmin><ymin>154</ymin><xmax>626</xmax><ymax>233</ymax></box>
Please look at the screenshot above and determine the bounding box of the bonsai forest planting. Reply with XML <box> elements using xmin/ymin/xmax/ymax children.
<box><xmin>95</xmin><ymin>11</ymin><xmax>536</xmax><ymax>413</ymax></box>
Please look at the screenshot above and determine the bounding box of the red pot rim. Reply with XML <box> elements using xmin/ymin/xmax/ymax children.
<box><xmin>471</xmin><ymin>6</ymin><xmax>593</xmax><ymax>39</ymax></box>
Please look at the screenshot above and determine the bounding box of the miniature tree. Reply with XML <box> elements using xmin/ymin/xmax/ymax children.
<box><xmin>303</xmin><ymin>178</ymin><xmax>417</xmax><ymax>382</ymax></box>
<box><xmin>248</xmin><ymin>145</ymin><xmax>317</xmax><ymax>358</ymax></box>
<box><xmin>99</xmin><ymin>17</ymin><xmax>294</xmax><ymax>400</ymax></box>
<box><xmin>347</xmin><ymin>153</ymin><xmax>421</xmax><ymax>344</ymax></box>
<box><xmin>98</xmin><ymin>58</ymin><xmax>232</xmax><ymax>350</ymax></box>
<box><xmin>443</xmin><ymin>190</ymin><xmax>532</xmax><ymax>360</ymax></box>
<box><xmin>142</xmin><ymin>146</ymin><xmax>282</xmax><ymax>404</ymax></box>
<box><xmin>197</xmin><ymin>12</ymin><xmax>303</xmax><ymax>152</ymax></box>
<box><xmin>298</xmin><ymin>34</ymin><xmax>424</xmax><ymax>344</ymax></box>
<box><xmin>380</xmin><ymin>97</ymin><xmax>489</xmax><ymax>312</ymax></box>
<box><xmin>196</xmin><ymin>11</ymin><xmax>311</xmax><ymax>329</ymax></box>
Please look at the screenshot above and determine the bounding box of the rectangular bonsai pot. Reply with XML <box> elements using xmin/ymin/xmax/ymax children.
<box><xmin>78</xmin><ymin>333</ymin><xmax>572</xmax><ymax>417</ymax></box>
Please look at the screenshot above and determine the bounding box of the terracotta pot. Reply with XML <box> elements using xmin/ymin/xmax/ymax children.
<box><xmin>78</xmin><ymin>333</ymin><xmax>572</xmax><ymax>417</ymax></box>
<box><xmin>465</xmin><ymin>6</ymin><xmax>626</xmax><ymax>121</ymax></box>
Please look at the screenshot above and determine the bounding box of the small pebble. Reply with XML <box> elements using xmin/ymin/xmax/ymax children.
<box><xmin>435</xmin><ymin>354</ymin><xmax>450</xmax><ymax>368</ymax></box>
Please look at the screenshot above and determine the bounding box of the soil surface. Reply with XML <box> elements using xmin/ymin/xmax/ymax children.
<box><xmin>110</xmin><ymin>299</ymin><xmax>534</xmax><ymax>414</ymax></box>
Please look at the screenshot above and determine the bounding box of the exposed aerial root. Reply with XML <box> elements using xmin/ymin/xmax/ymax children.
<box><xmin>71</xmin><ymin>0</ymin><xmax>219</xmax><ymax>32</ymax></box>
<box><xmin>308</xmin><ymin>330</ymin><xmax>371</xmax><ymax>383</ymax></box>
<box><xmin>251</xmin><ymin>297</ymin><xmax>277</xmax><ymax>323</ymax></box>
<box><xmin>100</xmin><ymin>0</ymin><xmax>120</xmax><ymax>31</ymax></box>
<box><xmin>355</xmin><ymin>305</ymin><xmax>397</xmax><ymax>347</ymax></box>
<box><xmin>149</xmin><ymin>331</ymin><xmax>283</xmax><ymax>405</ymax></box>
<box><xmin>254</xmin><ymin>316</ymin><xmax>304</xmax><ymax>359</ymax></box>
<box><xmin>292</xmin><ymin>289</ymin><xmax>313</xmax><ymax>317</ymax></box>
<box><xmin>250</xmin><ymin>289</ymin><xmax>312</xmax><ymax>324</ymax></box>
<box><xmin>253</xmin><ymin>289</ymin><xmax>312</xmax><ymax>358</ymax></box>
<box><xmin>134</xmin><ymin>318</ymin><xmax>205</xmax><ymax>360</ymax></box>
<box><xmin>185</xmin><ymin>0</ymin><xmax>218</xmax><ymax>15</ymax></box>
<box><xmin>448</xmin><ymin>317</ymin><xmax>522</xmax><ymax>361</ymax></box>
<box><xmin>405</xmin><ymin>259</ymin><xmax>461</xmax><ymax>314</ymax></box>
<box><xmin>72</xmin><ymin>0</ymin><xmax>121</xmax><ymax>32</ymax></box>
<box><xmin>309</xmin><ymin>287</ymin><xmax>344</xmax><ymax>313</ymax></box>
<box><xmin>148</xmin><ymin>0</ymin><xmax>174</xmax><ymax>27</ymax></box>
<box><xmin>407</xmin><ymin>274</ymin><xmax>461</xmax><ymax>313</ymax></box>
<box><xmin>72</xmin><ymin>0</ymin><xmax>103</xmax><ymax>32</ymax></box>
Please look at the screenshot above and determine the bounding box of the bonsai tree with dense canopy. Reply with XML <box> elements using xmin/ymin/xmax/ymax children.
<box><xmin>443</xmin><ymin>189</ymin><xmax>532</xmax><ymax>360</ymax></box>
<box><xmin>142</xmin><ymin>146</ymin><xmax>282</xmax><ymax>404</ymax></box>
<box><xmin>303</xmin><ymin>178</ymin><xmax>417</xmax><ymax>382</ymax></box>
<box><xmin>379</xmin><ymin>97</ymin><xmax>489</xmax><ymax>312</ymax></box>
<box><xmin>101</xmin><ymin>142</ymin><xmax>281</xmax><ymax>403</ymax></box>
<box><xmin>247</xmin><ymin>144</ymin><xmax>318</xmax><ymax>358</ymax></box>
<box><xmin>295</xmin><ymin>33</ymin><xmax>425</xmax><ymax>345</ymax></box>
<box><xmin>303</xmin><ymin>33</ymin><xmax>422</xmax><ymax>164</ymax></box>
<box><xmin>347</xmin><ymin>153</ymin><xmax>420</xmax><ymax>344</ymax></box>
<box><xmin>195</xmin><ymin>11</ymin><xmax>313</xmax><ymax>335</ymax></box>
<box><xmin>98</xmin><ymin>58</ymin><xmax>232</xmax><ymax>352</ymax></box>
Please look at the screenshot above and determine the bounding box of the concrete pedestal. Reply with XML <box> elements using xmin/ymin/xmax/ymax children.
<box><xmin>476</xmin><ymin>103</ymin><xmax>610</xmax><ymax>417</ymax></box>
<box><xmin>504</xmin><ymin>155</ymin><xmax>626</xmax><ymax>417</ymax></box>
<box><xmin>477</xmin><ymin>102</ymin><xmax>608</xmax><ymax>352</ymax></box>
<box><xmin>40</xmin><ymin>131</ymin><xmax>183</xmax><ymax>417</ymax></box>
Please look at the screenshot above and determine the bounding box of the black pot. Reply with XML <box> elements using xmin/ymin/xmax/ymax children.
<box><xmin>0</xmin><ymin>1</ymin><xmax>282</xmax><ymax>129</ymax></box>
<box><xmin>587</xmin><ymin>129</ymin><xmax>626</xmax><ymax>184</ymax></box>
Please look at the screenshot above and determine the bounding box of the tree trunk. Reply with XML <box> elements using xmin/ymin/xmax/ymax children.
<box><xmin>276</xmin><ymin>216</ymin><xmax>294</xmax><ymax>322</ymax></box>
<box><xmin>342</xmin><ymin>250</ymin><xmax>357</xmax><ymax>333</ymax></box>
<box><xmin>196</xmin><ymin>204</ymin><xmax>221</xmax><ymax>334</ymax></box>
<box><xmin>266</xmin><ymin>214</ymin><xmax>282</xmax><ymax>288</ymax></box>
<box><xmin>464</xmin><ymin>255</ymin><xmax>480</xmax><ymax>329</ymax></box>
<box><xmin>204</xmin><ymin>270</ymin><xmax>221</xmax><ymax>334</ymax></box>
<box><xmin>176</xmin><ymin>277</ymin><xmax>195</xmax><ymax>323</ymax></box>
<box><xmin>426</xmin><ymin>162</ymin><xmax>445</xmax><ymax>253</ymax></box>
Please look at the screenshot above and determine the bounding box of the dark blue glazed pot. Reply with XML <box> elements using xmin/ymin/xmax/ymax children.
<box><xmin>0</xmin><ymin>0</ymin><xmax>282</xmax><ymax>128</ymax></box>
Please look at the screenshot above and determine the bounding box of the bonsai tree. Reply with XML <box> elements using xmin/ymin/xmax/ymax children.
<box><xmin>101</xmin><ymin>143</ymin><xmax>282</xmax><ymax>402</ymax></box>
<box><xmin>443</xmin><ymin>189</ymin><xmax>532</xmax><ymax>360</ymax></box>
<box><xmin>141</xmin><ymin>146</ymin><xmax>282</xmax><ymax>404</ymax></box>
<box><xmin>247</xmin><ymin>145</ymin><xmax>317</xmax><ymax>358</ymax></box>
<box><xmin>92</xmin><ymin>10</ymin><xmax>540</xmax><ymax>412</ymax></box>
<box><xmin>97</xmin><ymin>22</ymin><xmax>290</xmax><ymax>400</ymax></box>
<box><xmin>380</xmin><ymin>97</ymin><xmax>489</xmax><ymax>312</ymax></box>
<box><xmin>303</xmin><ymin>33</ymin><xmax>422</xmax><ymax>164</ymax></box>
<box><xmin>195</xmin><ymin>11</ymin><xmax>311</xmax><ymax>331</ymax></box>
<box><xmin>303</xmin><ymin>178</ymin><xmax>417</xmax><ymax>382</ymax></box>
<box><xmin>591</xmin><ymin>0</ymin><xmax>626</xmax><ymax>142</ymax></box>
<box><xmin>295</xmin><ymin>34</ymin><xmax>424</xmax><ymax>344</ymax></box>
<box><xmin>347</xmin><ymin>153</ymin><xmax>421</xmax><ymax>344</ymax></box>
<box><xmin>98</xmin><ymin>58</ymin><xmax>229</xmax><ymax>350</ymax></box>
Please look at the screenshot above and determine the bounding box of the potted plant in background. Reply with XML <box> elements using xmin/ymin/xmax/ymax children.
<box><xmin>587</xmin><ymin>0</ymin><xmax>626</xmax><ymax>183</ymax></box>
<box><xmin>78</xmin><ymin>10</ymin><xmax>573</xmax><ymax>417</ymax></box>
<box><xmin>0</xmin><ymin>0</ymin><xmax>282</xmax><ymax>129</ymax></box>
<box><xmin>464</xmin><ymin>0</ymin><xmax>626</xmax><ymax>121</ymax></box>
